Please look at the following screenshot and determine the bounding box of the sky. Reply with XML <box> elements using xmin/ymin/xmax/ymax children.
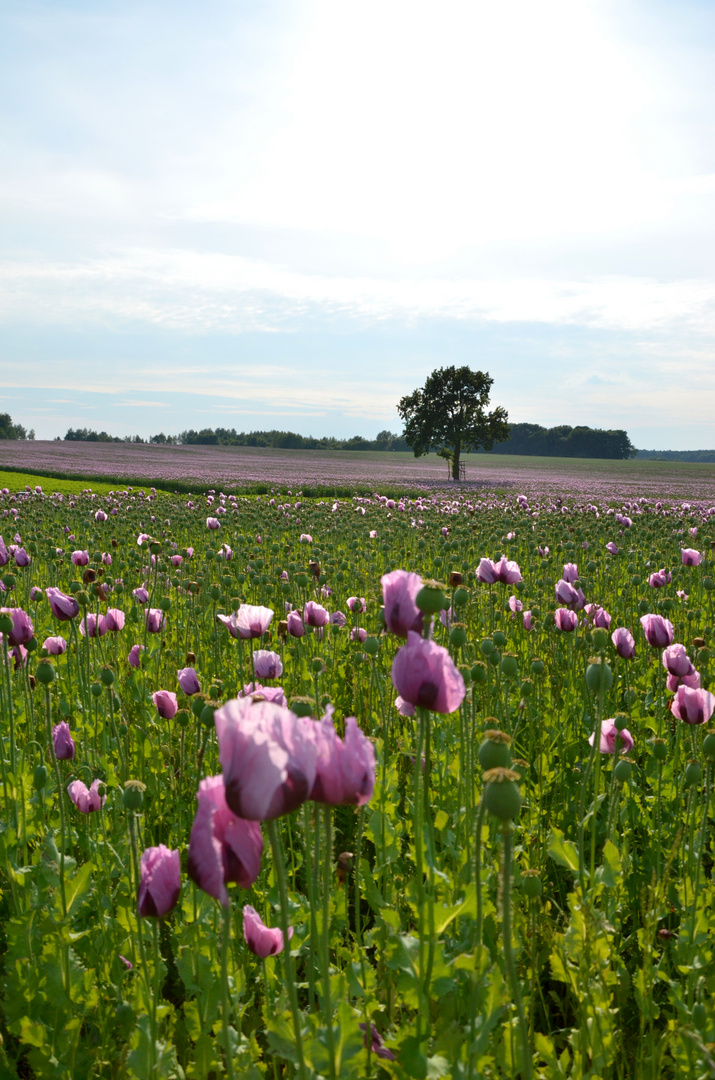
<box><xmin>1</xmin><ymin>0</ymin><xmax>715</xmax><ymax>449</ymax></box>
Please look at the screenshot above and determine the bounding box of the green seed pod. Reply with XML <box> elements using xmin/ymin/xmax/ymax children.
<box><xmin>480</xmin><ymin>638</ymin><xmax>494</xmax><ymax>656</ymax></box>
<box><xmin>449</xmin><ymin>624</ymin><xmax>468</xmax><ymax>649</ymax></box>
<box><xmin>521</xmin><ymin>870</ymin><xmax>542</xmax><ymax>898</ymax></box>
<box><xmin>159</xmin><ymin>596</ymin><xmax>172</xmax><ymax>612</ymax></box>
<box><xmin>459</xmin><ymin>665</ymin><xmax>472</xmax><ymax>687</ymax></box>
<box><xmin>613</xmin><ymin>759</ymin><xmax>632</xmax><ymax>783</ymax></box>
<box><xmin>638</xmin><ymin>599</ymin><xmax>650</xmax><ymax>615</ymax></box>
<box><xmin>175</xmin><ymin>709</ymin><xmax>190</xmax><ymax>729</ymax></box>
<box><xmin>685</xmin><ymin>760</ymin><xmax>702</xmax><ymax>787</ymax></box>
<box><xmin>519</xmin><ymin>678</ymin><xmax>533</xmax><ymax>698</ymax></box>
<box><xmin>478</xmin><ymin>729</ymin><xmax>512</xmax><ymax>770</ymax></box>
<box><xmin>0</xmin><ymin>614</ymin><xmax>14</xmax><ymax>636</ymax></box>
<box><xmin>703</xmin><ymin>577</ymin><xmax>714</xmax><ymax>592</ymax></box>
<box><xmin>488</xmin><ymin>649</ymin><xmax>501</xmax><ymax>667</ymax></box>
<box><xmin>530</xmin><ymin>658</ymin><xmax>545</xmax><ymax>676</ymax></box>
<box><xmin>90</xmin><ymin>681</ymin><xmax>103</xmax><ymax>698</ymax></box>
<box><xmin>482</xmin><ymin>767</ymin><xmax>522</xmax><ymax>821</ymax></box>
<box><xmin>471</xmin><ymin>661</ymin><xmax>488</xmax><ymax>685</ymax></box>
<box><xmin>2</xmin><ymin>574</ymin><xmax>17</xmax><ymax>590</ymax></box>
<box><xmin>35</xmin><ymin>660</ymin><xmax>56</xmax><ymax>686</ymax></box>
<box><xmin>363</xmin><ymin>636</ymin><xmax>380</xmax><ymax>656</ymax></box>
<box><xmin>100</xmin><ymin>667</ymin><xmax>115</xmax><ymax>686</ymax></box>
<box><xmin>200</xmin><ymin>703</ymin><xmax>216</xmax><ymax>728</ymax></box>
<box><xmin>452</xmin><ymin>587</ymin><xmax>469</xmax><ymax>607</ymax></box>
<box><xmin>311</xmin><ymin>657</ymin><xmax>326</xmax><ymax>674</ymax></box>
<box><xmin>209</xmin><ymin>586</ymin><xmax>221</xmax><ymax>601</ymax></box>
<box><xmin>416</xmin><ymin>582</ymin><xmax>447</xmax><ymax>615</ymax></box>
<box><xmin>191</xmin><ymin>696</ymin><xmax>206</xmax><ymax>718</ymax></box>
<box><xmin>122</xmin><ymin>780</ymin><xmax>146</xmax><ymax>811</ymax></box>
<box><xmin>651</xmin><ymin>737</ymin><xmax>668</xmax><ymax>761</ymax></box>
<box><xmin>500</xmin><ymin>653</ymin><xmax>519</xmax><ymax>679</ymax></box>
<box><xmin>33</xmin><ymin>764</ymin><xmax>48</xmax><ymax>790</ymax></box>
<box><xmin>290</xmin><ymin>696</ymin><xmax>315</xmax><ymax>718</ymax></box>
<box><xmin>585</xmin><ymin>658</ymin><xmax>613</xmax><ymax>694</ymax></box>
<box><xmin>493</xmin><ymin>630</ymin><xmax>507</xmax><ymax>648</ymax></box>
<box><xmin>591</xmin><ymin>628</ymin><xmax>609</xmax><ymax>650</ymax></box>
<box><xmin>703</xmin><ymin>732</ymin><xmax>715</xmax><ymax>760</ymax></box>
<box><xmin>295</xmin><ymin>573</ymin><xmax>309</xmax><ymax>588</ymax></box>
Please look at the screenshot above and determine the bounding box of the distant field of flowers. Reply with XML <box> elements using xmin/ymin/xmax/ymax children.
<box><xmin>1</xmin><ymin>439</ymin><xmax>715</xmax><ymax>501</ymax></box>
<box><xmin>1</xmin><ymin>482</ymin><xmax>715</xmax><ymax>1079</ymax></box>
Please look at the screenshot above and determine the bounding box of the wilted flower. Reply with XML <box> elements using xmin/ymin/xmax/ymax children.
<box><xmin>137</xmin><ymin>845</ymin><xmax>181</xmax><ymax>917</ymax></box>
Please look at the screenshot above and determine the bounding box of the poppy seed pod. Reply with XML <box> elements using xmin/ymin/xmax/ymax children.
<box><xmin>482</xmin><ymin>767</ymin><xmax>522</xmax><ymax>821</ymax></box>
<box><xmin>585</xmin><ymin>658</ymin><xmax>613</xmax><ymax>694</ymax></box>
<box><xmin>478</xmin><ymin>729</ymin><xmax>512</xmax><ymax>770</ymax></box>
<box><xmin>521</xmin><ymin>870</ymin><xmax>542</xmax><ymax>898</ymax></box>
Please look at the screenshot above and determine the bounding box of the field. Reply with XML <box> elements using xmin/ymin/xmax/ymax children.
<box><xmin>1</xmin><ymin>481</ymin><xmax>715</xmax><ymax>1079</ymax></box>
<box><xmin>1</xmin><ymin>440</ymin><xmax>715</xmax><ymax>500</ymax></box>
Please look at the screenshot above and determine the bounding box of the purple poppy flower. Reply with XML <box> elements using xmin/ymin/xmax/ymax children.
<box><xmin>43</xmin><ymin>635</ymin><xmax>67</xmax><ymax>655</ymax></box>
<box><xmin>243</xmin><ymin>904</ymin><xmax>292</xmax><ymax>957</ymax></box>
<box><xmin>611</xmin><ymin>627</ymin><xmax>635</xmax><ymax>659</ymax></box>
<box><xmin>286</xmin><ymin>610</ymin><xmax>304</xmax><ymax>638</ymax></box>
<box><xmin>71</xmin><ymin>550</ymin><xmax>89</xmax><ymax>567</ymax></box>
<box><xmin>252</xmin><ymin>650</ymin><xmax>283</xmax><ymax>680</ymax></box>
<box><xmin>80</xmin><ymin>613</ymin><xmax>107</xmax><ymax>638</ymax></box>
<box><xmin>303</xmin><ymin>601</ymin><xmax>329</xmax><ymax>628</ymax></box>
<box><xmin>589</xmin><ymin>719</ymin><xmax>634</xmax><ymax>754</ymax></box>
<box><xmin>670</xmin><ymin>686</ymin><xmax>715</xmax><ymax>725</ymax></box>
<box><xmin>0</xmin><ymin>607</ymin><xmax>33</xmax><ymax>646</ymax></box>
<box><xmin>128</xmin><ymin>643</ymin><xmax>146</xmax><ymax>669</ymax></box>
<box><xmin>153</xmin><ymin>690</ymin><xmax>178</xmax><ymax>719</ymax></box>
<box><xmin>137</xmin><ymin>845</ymin><xmax>181</xmax><ymax>917</ymax></box>
<box><xmin>104</xmin><ymin>608</ymin><xmax>125</xmax><ymax>632</ymax></box>
<box><xmin>640</xmin><ymin>614</ymin><xmax>674</xmax><ymax>648</ymax></box>
<box><xmin>187</xmin><ymin>775</ymin><xmax>263</xmax><ymax>906</ymax></box>
<box><xmin>45</xmin><ymin>587</ymin><xmax>80</xmax><ymax>621</ymax></box>
<box><xmin>381</xmin><ymin>569</ymin><xmax>424</xmax><ymax>637</ymax></box>
<box><xmin>52</xmin><ymin>721</ymin><xmax>75</xmax><ymax>760</ymax></box>
<box><xmin>132</xmin><ymin>586</ymin><xmax>149</xmax><ymax>604</ymax></box>
<box><xmin>67</xmin><ymin>778</ymin><xmax>106</xmax><ymax>813</ymax></box>
<box><xmin>391</xmin><ymin>631</ymin><xmax>465</xmax><ymax>714</ymax></box>
<box><xmin>145</xmin><ymin>608</ymin><xmax>165</xmax><ymax>634</ymax></box>
<box><xmin>681</xmin><ymin>548</ymin><xmax>702</xmax><ymax>567</ymax></box>
<box><xmin>240</xmin><ymin>682</ymin><xmax>288</xmax><ymax>707</ymax></box>
<box><xmin>215</xmin><ymin>697</ymin><xmax>318</xmax><ymax>821</ymax></box>
<box><xmin>309</xmin><ymin>707</ymin><xmax>375</xmax><ymax>807</ymax></box>
<box><xmin>177</xmin><ymin>667</ymin><xmax>201</xmax><ymax>695</ymax></box>
<box><xmin>554</xmin><ymin>608</ymin><xmax>578</xmax><ymax>632</ymax></box>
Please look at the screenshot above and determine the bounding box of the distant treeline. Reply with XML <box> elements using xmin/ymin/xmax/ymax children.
<box><xmin>63</xmin><ymin>427</ymin><xmax>412</xmax><ymax>451</ymax></box>
<box><xmin>636</xmin><ymin>448</ymin><xmax>715</xmax><ymax>463</ymax></box>
<box><xmin>0</xmin><ymin>413</ymin><xmax>34</xmax><ymax>440</ymax></box>
<box><xmin>61</xmin><ymin>424</ymin><xmax>637</xmax><ymax>457</ymax></box>
<box><xmin>481</xmin><ymin>423</ymin><xmax>637</xmax><ymax>459</ymax></box>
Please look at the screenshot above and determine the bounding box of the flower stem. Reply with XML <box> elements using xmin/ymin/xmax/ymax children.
<box><xmin>501</xmin><ymin>823</ymin><xmax>531</xmax><ymax>1080</ymax></box>
<box><xmin>267</xmin><ymin>819</ymin><xmax>307</xmax><ymax>1080</ymax></box>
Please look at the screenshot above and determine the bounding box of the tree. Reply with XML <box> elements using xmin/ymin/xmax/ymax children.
<box><xmin>0</xmin><ymin>413</ymin><xmax>27</xmax><ymax>440</ymax></box>
<box><xmin>397</xmin><ymin>366</ymin><xmax>509</xmax><ymax>480</ymax></box>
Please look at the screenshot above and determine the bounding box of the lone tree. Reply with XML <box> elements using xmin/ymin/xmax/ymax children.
<box><xmin>397</xmin><ymin>366</ymin><xmax>509</xmax><ymax>480</ymax></box>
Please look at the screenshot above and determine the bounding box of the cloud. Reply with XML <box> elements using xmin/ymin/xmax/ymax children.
<box><xmin>2</xmin><ymin>247</ymin><xmax>715</xmax><ymax>337</ymax></box>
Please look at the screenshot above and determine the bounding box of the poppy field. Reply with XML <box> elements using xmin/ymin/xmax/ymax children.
<box><xmin>1</xmin><ymin>480</ymin><xmax>715</xmax><ymax>1079</ymax></box>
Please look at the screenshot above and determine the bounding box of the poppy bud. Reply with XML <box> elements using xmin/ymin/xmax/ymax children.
<box><xmin>33</xmin><ymin>764</ymin><xmax>48</xmax><ymax>790</ymax></box>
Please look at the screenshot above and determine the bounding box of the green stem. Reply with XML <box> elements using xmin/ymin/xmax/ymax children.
<box><xmin>221</xmin><ymin>903</ymin><xmax>236</xmax><ymax>1080</ymax></box>
<box><xmin>322</xmin><ymin>807</ymin><xmax>336</xmax><ymax>1080</ymax></box>
<box><xmin>502</xmin><ymin>824</ymin><xmax>532</xmax><ymax>1080</ymax></box>
<box><xmin>267</xmin><ymin>819</ymin><xmax>307</xmax><ymax>1080</ymax></box>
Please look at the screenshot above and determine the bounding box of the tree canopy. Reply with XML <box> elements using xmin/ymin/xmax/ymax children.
<box><xmin>397</xmin><ymin>366</ymin><xmax>509</xmax><ymax>479</ymax></box>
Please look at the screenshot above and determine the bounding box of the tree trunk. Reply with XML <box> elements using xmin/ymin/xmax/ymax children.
<box><xmin>451</xmin><ymin>443</ymin><xmax>461</xmax><ymax>480</ymax></box>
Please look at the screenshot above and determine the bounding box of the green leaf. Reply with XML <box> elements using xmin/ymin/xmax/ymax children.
<box><xmin>547</xmin><ymin>827</ymin><xmax>579</xmax><ymax>873</ymax></box>
<box><xmin>65</xmin><ymin>861</ymin><xmax>94</xmax><ymax>918</ymax></box>
<box><xmin>596</xmin><ymin>840</ymin><xmax>621</xmax><ymax>888</ymax></box>
<box><xmin>433</xmin><ymin>809</ymin><xmax>449</xmax><ymax>831</ymax></box>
